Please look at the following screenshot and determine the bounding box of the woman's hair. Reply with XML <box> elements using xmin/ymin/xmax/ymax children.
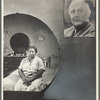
<box><xmin>27</xmin><ymin>46</ymin><xmax>37</xmax><ymax>53</ymax></box>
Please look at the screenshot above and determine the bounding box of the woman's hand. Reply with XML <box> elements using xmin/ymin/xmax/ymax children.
<box><xmin>23</xmin><ymin>77</ymin><xmax>32</xmax><ymax>86</ymax></box>
<box><xmin>22</xmin><ymin>76</ymin><xmax>27</xmax><ymax>83</ymax></box>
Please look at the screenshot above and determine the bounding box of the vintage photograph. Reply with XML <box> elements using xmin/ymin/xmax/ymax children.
<box><xmin>3</xmin><ymin>0</ymin><xmax>60</xmax><ymax>94</ymax></box>
<box><xmin>64</xmin><ymin>0</ymin><xmax>95</xmax><ymax>37</ymax></box>
<box><xmin>2</xmin><ymin>0</ymin><xmax>97</xmax><ymax>100</ymax></box>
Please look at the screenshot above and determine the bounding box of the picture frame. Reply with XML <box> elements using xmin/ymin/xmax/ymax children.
<box><xmin>1</xmin><ymin>0</ymin><xmax>99</xmax><ymax>100</ymax></box>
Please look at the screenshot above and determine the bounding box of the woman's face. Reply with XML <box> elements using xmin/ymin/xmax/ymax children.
<box><xmin>27</xmin><ymin>48</ymin><xmax>36</xmax><ymax>59</ymax></box>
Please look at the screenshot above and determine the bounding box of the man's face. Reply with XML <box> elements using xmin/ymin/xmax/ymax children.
<box><xmin>69</xmin><ymin>3</ymin><xmax>91</xmax><ymax>27</ymax></box>
<box><xmin>27</xmin><ymin>48</ymin><xmax>36</xmax><ymax>59</ymax></box>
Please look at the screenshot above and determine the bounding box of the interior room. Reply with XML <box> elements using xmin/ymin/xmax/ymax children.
<box><xmin>3</xmin><ymin>13</ymin><xmax>60</xmax><ymax>91</ymax></box>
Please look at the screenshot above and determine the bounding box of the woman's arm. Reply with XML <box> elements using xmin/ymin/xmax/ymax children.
<box><xmin>25</xmin><ymin>57</ymin><xmax>45</xmax><ymax>84</ymax></box>
<box><xmin>18</xmin><ymin>68</ymin><xmax>26</xmax><ymax>82</ymax></box>
<box><xmin>26</xmin><ymin>69</ymin><xmax>45</xmax><ymax>83</ymax></box>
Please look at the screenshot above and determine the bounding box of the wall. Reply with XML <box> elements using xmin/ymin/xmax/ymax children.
<box><xmin>44</xmin><ymin>38</ymin><xmax>96</xmax><ymax>100</ymax></box>
<box><xmin>4</xmin><ymin>14</ymin><xmax>59</xmax><ymax>68</ymax></box>
<box><xmin>4</xmin><ymin>0</ymin><xmax>64</xmax><ymax>43</ymax></box>
<box><xmin>4</xmin><ymin>0</ymin><xmax>96</xmax><ymax>100</ymax></box>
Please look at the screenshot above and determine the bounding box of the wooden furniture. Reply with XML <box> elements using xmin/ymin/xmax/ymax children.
<box><xmin>4</xmin><ymin>56</ymin><xmax>51</xmax><ymax>77</ymax></box>
<box><xmin>42</xmin><ymin>56</ymin><xmax>51</xmax><ymax>68</ymax></box>
<box><xmin>4</xmin><ymin>57</ymin><xmax>25</xmax><ymax>77</ymax></box>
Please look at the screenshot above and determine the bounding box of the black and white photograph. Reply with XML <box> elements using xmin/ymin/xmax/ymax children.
<box><xmin>2</xmin><ymin>0</ymin><xmax>97</xmax><ymax>100</ymax></box>
<box><xmin>3</xmin><ymin>0</ymin><xmax>60</xmax><ymax>99</ymax></box>
<box><xmin>3</xmin><ymin>14</ymin><xmax>60</xmax><ymax>92</ymax></box>
<box><xmin>64</xmin><ymin>0</ymin><xmax>95</xmax><ymax>37</ymax></box>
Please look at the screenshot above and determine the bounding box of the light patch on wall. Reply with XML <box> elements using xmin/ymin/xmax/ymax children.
<box><xmin>38</xmin><ymin>35</ymin><xmax>45</xmax><ymax>41</ymax></box>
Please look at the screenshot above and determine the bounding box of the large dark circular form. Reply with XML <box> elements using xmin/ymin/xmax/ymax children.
<box><xmin>10</xmin><ymin>33</ymin><xmax>30</xmax><ymax>54</ymax></box>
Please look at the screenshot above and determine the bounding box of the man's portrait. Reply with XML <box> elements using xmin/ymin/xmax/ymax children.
<box><xmin>64</xmin><ymin>0</ymin><xmax>95</xmax><ymax>37</ymax></box>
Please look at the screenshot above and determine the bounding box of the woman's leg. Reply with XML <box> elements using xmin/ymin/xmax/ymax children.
<box><xmin>26</xmin><ymin>78</ymin><xmax>43</xmax><ymax>91</ymax></box>
<box><xmin>14</xmin><ymin>79</ymin><xmax>27</xmax><ymax>91</ymax></box>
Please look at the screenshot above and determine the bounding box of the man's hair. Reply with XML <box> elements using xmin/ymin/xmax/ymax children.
<box><xmin>27</xmin><ymin>46</ymin><xmax>37</xmax><ymax>53</ymax></box>
<box><xmin>68</xmin><ymin>0</ymin><xmax>91</xmax><ymax>15</ymax></box>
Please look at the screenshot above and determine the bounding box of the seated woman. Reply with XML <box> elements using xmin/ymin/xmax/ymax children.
<box><xmin>14</xmin><ymin>46</ymin><xmax>46</xmax><ymax>91</ymax></box>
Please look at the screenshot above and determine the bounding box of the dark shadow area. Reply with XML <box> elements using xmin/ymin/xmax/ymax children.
<box><xmin>10</xmin><ymin>33</ymin><xmax>30</xmax><ymax>55</ymax></box>
<box><xmin>4</xmin><ymin>91</ymin><xmax>59</xmax><ymax>100</ymax></box>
